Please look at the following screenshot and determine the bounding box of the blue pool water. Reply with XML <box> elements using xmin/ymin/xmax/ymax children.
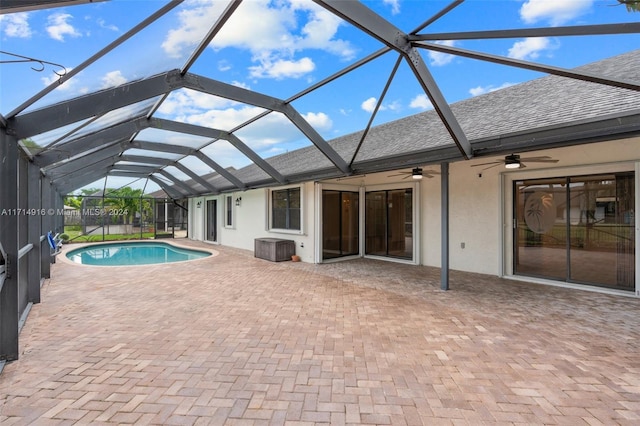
<box><xmin>66</xmin><ymin>242</ymin><xmax>210</xmax><ymax>266</ymax></box>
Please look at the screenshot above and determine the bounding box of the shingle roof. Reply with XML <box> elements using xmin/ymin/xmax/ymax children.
<box><xmin>222</xmin><ymin>49</ymin><xmax>639</xmax><ymax>187</ymax></box>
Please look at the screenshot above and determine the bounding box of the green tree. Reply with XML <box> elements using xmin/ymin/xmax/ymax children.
<box><xmin>64</xmin><ymin>188</ymin><xmax>101</xmax><ymax>210</ymax></box>
<box><xmin>104</xmin><ymin>187</ymin><xmax>145</xmax><ymax>225</ymax></box>
<box><xmin>63</xmin><ymin>195</ymin><xmax>82</xmax><ymax>210</ymax></box>
<box><xmin>64</xmin><ymin>188</ymin><xmax>101</xmax><ymax>208</ymax></box>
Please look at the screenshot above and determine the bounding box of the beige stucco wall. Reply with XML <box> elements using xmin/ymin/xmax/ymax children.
<box><xmin>189</xmin><ymin>182</ymin><xmax>317</xmax><ymax>263</ymax></box>
<box><xmin>189</xmin><ymin>137</ymin><xmax>639</xmax><ymax>280</ymax></box>
<box><xmin>442</xmin><ymin>137</ymin><xmax>639</xmax><ymax>275</ymax></box>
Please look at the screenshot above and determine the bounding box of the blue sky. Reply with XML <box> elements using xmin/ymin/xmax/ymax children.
<box><xmin>1</xmin><ymin>0</ymin><xmax>638</xmax><ymax>193</ymax></box>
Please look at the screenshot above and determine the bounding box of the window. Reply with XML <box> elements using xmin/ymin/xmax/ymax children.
<box><xmin>271</xmin><ymin>187</ymin><xmax>301</xmax><ymax>231</ymax></box>
<box><xmin>225</xmin><ymin>195</ymin><xmax>233</xmax><ymax>228</ymax></box>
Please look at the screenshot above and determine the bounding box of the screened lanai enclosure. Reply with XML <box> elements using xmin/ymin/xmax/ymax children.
<box><xmin>66</xmin><ymin>195</ymin><xmax>187</xmax><ymax>242</ymax></box>
<box><xmin>1</xmin><ymin>0</ymin><xmax>640</xmax><ymax>363</ymax></box>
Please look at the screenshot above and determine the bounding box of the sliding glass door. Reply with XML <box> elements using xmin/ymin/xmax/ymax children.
<box><xmin>322</xmin><ymin>190</ymin><xmax>359</xmax><ymax>260</ymax></box>
<box><xmin>365</xmin><ymin>188</ymin><xmax>413</xmax><ymax>260</ymax></box>
<box><xmin>514</xmin><ymin>178</ymin><xmax>567</xmax><ymax>281</ymax></box>
<box><xmin>514</xmin><ymin>173</ymin><xmax>635</xmax><ymax>291</ymax></box>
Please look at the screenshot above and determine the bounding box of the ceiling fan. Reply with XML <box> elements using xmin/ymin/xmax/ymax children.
<box><xmin>472</xmin><ymin>154</ymin><xmax>558</xmax><ymax>170</ymax></box>
<box><xmin>388</xmin><ymin>167</ymin><xmax>439</xmax><ymax>180</ymax></box>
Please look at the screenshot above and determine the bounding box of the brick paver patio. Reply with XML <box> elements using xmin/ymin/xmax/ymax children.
<box><xmin>1</xmin><ymin>240</ymin><xmax>639</xmax><ymax>425</ymax></box>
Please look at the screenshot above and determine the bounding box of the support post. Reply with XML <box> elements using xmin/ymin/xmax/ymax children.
<box><xmin>0</xmin><ymin>131</ymin><xmax>20</xmax><ymax>361</ymax></box>
<box><xmin>40</xmin><ymin>177</ymin><xmax>52</xmax><ymax>278</ymax></box>
<box><xmin>27</xmin><ymin>162</ymin><xmax>41</xmax><ymax>304</ymax></box>
<box><xmin>440</xmin><ymin>162</ymin><xmax>449</xmax><ymax>291</ymax></box>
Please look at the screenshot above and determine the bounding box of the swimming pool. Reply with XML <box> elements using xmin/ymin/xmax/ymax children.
<box><xmin>66</xmin><ymin>242</ymin><xmax>211</xmax><ymax>266</ymax></box>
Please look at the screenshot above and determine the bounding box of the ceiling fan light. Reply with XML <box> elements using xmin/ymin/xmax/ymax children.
<box><xmin>504</xmin><ymin>154</ymin><xmax>521</xmax><ymax>169</ymax></box>
<box><xmin>412</xmin><ymin>168</ymin><xmax>423</xmax><ymax>180</ymax></box>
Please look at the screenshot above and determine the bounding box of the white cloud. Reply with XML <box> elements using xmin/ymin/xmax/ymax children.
<box><xmin>156</xmin><ymin>86</ymin><xmax>334</xmax><ymax>159</ymax></box>
<box><xmin>0</xmin><ymin>13</ymin><xmax>32</xmax><ymax>38</ymax></box>
<box><xmin>428</xmin><ymin>40</ymin><xmax>457</xmax><ymax>66</ymax></box>
<box><xmin>249</xmin><ymin>57</ymin><xmax>315</xmax><ymax>79</ymax></box>
<box><xmin>232</xmin><ymin>80</ymin><xmax>250</xmax><ymax>90</ymax></box>
<box><xmin>158</xmin><ymin>88</ymin><xmax>242</xmax><ymax>117</ymax></box>
<box><xmin>383</xmin><ymin>0</ymin><xmax>401</xmax><ymax>15</ymax></box>
<box><xmin>303</xmin><ymin>111</ymin><xmax>332</xmax><ymax>131</ymax></box>
<box><xmin>211</xmin><ymin>109</ymin><xmax>302</xmax><ymax>152</ymax></box>
<box><xmin>101</xmin><ymin>70</ymin><xmax>127</xmax><ymax>89</ymax></box>
<box><xmin>361</xmin><ymin>97</ymin><xmax>378</xmax><ymax>113</ymax></box>
<box><xmin>46</xmin><ymin>12</ymin><xmax>81</xmax><ymax>41</ymax></box>
<box><xmin>41</xmin><ymin>73</ymin><xmax>63</xmax><ymax>87</ymax></box>
<box><xmin>185</xmin><ymin>106</ymin><xmax>265</xmax><ymax>133</ymax></box>
<box><xmin>161</xmin><ymin>1</ymin><xmax>229</xmax><ymax>57</ymax></box>
<box><xmin>218</xmin><ymin>60</ymin><xmax>231</xmax><ymax>72</ymax></box>
<box><xmin>469</xmin><ymin>82</ymin><xmax>517</xmax><ymax>97</ymax></box>
<box><xmin>162</xmin><ymin>0</ymin><xmax>355</xmax><ymax>80</ymax></box>
<box><xmin>520</xmin><ymin>0</ymin><xmax>593</xmax><ymax>26</ymax></box>
<box><xmin>361</xmin><ymin>96</ymin><xmax>401</xmax><ymax>113</ymax></box>
<box><xmin>409</xmin><ymin>94</ymin><xmax>433</xmax><ymax>110</ymax></box>
<box><xmin>386</xmin><ymin>100</ymin><xmax>401</xmax><ymax>112</ymax></box>
<box><xmin>507</xmin><ymin>37</ymin><xmax>554</xmax><ymax>60</ymax></box>
<box><xmin>41</xmin><ymin>67</ymin><xmax>77</xmax><ymax>91</ymax></box>
<box><xmin>96</xmin><ymin>18</ymin><xmax>118</xmax><ymax>32</ymax></box>
<box><xmin>296</xmin><ymin>6</ymin><xmax>355</xmax><ymax>58</ymax></box>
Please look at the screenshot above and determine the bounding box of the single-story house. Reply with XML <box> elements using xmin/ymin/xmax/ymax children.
<box><xmin>187</xmin><ymin>50</ymin><xmax>639</xmax><ymax>296</ymax></box>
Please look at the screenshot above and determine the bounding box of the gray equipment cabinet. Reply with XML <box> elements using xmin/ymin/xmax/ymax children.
<box><xmin>254</xmin><ymin>238</ymin><xmax>295</xmax><ymax>262</ymax></box>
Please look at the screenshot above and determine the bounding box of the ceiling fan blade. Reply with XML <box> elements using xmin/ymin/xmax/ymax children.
<box><xmin>480</xmin><ymin>163</ymin><xmax>502</xmax><ymax>171</ymax></box>
<box><xmin>471</xmin><ymin>161</ymin><xmax>503</xmax><ymax>167</ymax></box>
<box><xmin>519</xmin><ymin>156</ymin><xmax>551</xmax><ymax>160</ymax></box>
<box><xmin>388</xmin><ymin>172</ymin><xmax>409</xmax><ymax>178</ymax></box>
<box><xmin>522</xmin><ymin>157</ymin><xmax>559</xmax><ymax>163</ymax></box>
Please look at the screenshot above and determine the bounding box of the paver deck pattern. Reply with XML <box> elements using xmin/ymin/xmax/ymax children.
<box><xmin>1</xmin><ymin>241</ymin><xmax>639</xmax><ymax>425</ymax></box>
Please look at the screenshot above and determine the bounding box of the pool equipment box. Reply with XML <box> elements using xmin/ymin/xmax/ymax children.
<box><xmin>254</xmin><ymin>238</ymin><xmax>296</xmax><ymax>262</ymax></box>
